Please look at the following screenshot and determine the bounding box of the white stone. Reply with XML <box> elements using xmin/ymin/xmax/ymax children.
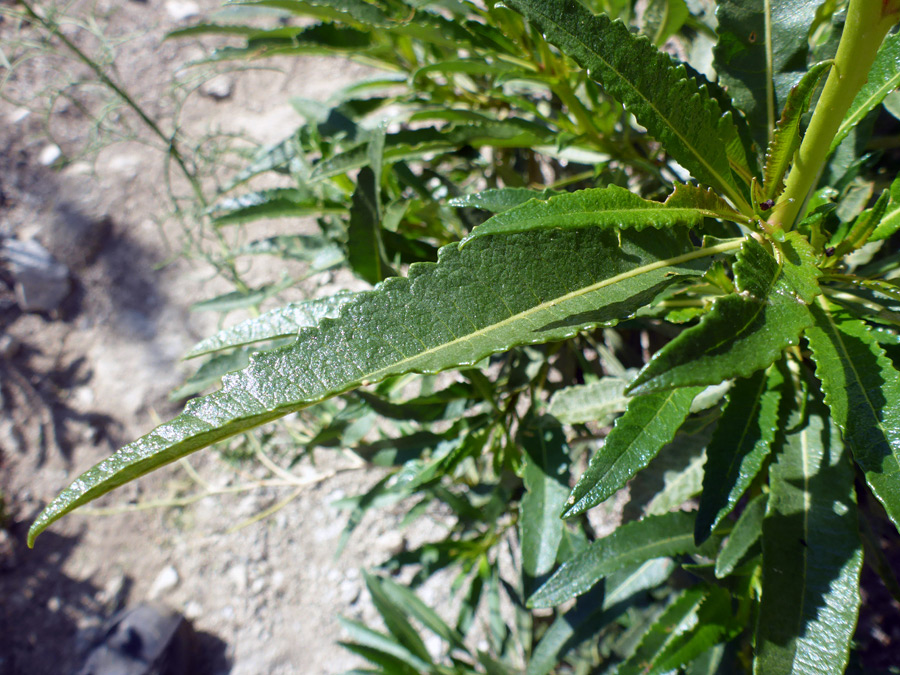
<box><xmin>165</xmin><ymin>0</ymin><xmax>200</xmax><ymax>21</ymax></box>
<box><xmin>148</xmin><ymin>565</ymin><xmax>179</xmax><ymax>599</ymax></box>
<box><xmin>38</xmin><ymin>144</ymin><xmax>61</xmax><ymax>166</ymax></box>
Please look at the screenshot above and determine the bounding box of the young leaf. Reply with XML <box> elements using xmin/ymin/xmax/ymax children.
<box><xmin>29</xmin><ymin>227</ymin><xmax>721</xmax><ymax>545</ymax></box>
<box><xmin>805</xmin><ymin>303</ymin><xmax>900</xmax><ymax>529</ymax></box>
<box><xmin>363</xmin><ymin>572</ymin><xmax>433</xmax><ymax>665</ymax></box>
<box><xmin>870</xmin><ymin>175</ymin><xmax>900</xmax><ymax>241</ymax></box>
<box><xmin>715</xmin><ymin>0</ymin><xmax>821</xmax><ymax>150</ymax></box>
<box><xmin>507</xmin><ymin>0</ymin><xmax>752</xmax><ymax>212</ymax></box>
<box><xmin>338</xmin><ymin>617</ymin><xmax>434</xmax><ymax>673</ymax></box>
<box><xmin>694</xmin><ymin>365</ymin><xmax>784</xmax><ymax>544</ymax></box>
<box><xmin>830</xmin><ymin>33</ymin><xmax>900</xmax><ymax>153</ymax></box>
<box><xmin>209</xmin><ymin>188</ymin><xmax>345</xmax><ymax>225</ymax></box>
<box><xmin>628</xmin><ymin>234</ymin><xmax>819</xmax><ymax>394</ymax></box>
<box><xmin>528</xmin><ymin>511</ymin><xmax>706</xmax><ymax>608</ymax></box>
<box><xmin>832</xmin><ymin>187</ymin><xmax>890</xmax><ymax>258</ymax></box>
<box><xmin>447</xmin><ymin>187</ymin><xmax>561</xmax><ymax>214</ymax></box>
<box><xmin>562</xmin><ymin>387</ymin><xmax>702</xmax><ymax>518</ymax></box>
<box><xmin>348</xmin><ymin>167</ymin><xmax>395</xmax><ymax>285</ymax></box>
<box><xmin>755</xmin><ymin>393</ymin><xmax>863</xmax><ymax>675</ymax></box>
<box><xmin>460</xmin><ymin>184</ymin><xmax>750</xmax><ymax>245</ymax></box>
<box><xmin>714</xmin><ymin>493</ymin><xmax>767</xmax><ymax>578</ymax></box>
<box><xmin>762</xmin><ymin>61</ymin><xmax>833</xmax><ymax>202</ymax></box>
<box><xmin>547</xmin><ymin>376</ymin><xmax>630</xmax><ymax>426</ymax></box>
<box><xmin>186</xmin><ymin>294</ymin><xmax>358</xmax><ymax>358</ymax></box>
<box><xmin>520</xmin><ymin>417</ymin><xmax>571</xmax><ymax>594</ymax></box>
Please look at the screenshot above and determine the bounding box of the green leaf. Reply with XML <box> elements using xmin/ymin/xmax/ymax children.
<box><xmin>243</xmin><ymin>0</ymin><xmax>396</xmax><ymax>27</ymax></box>
<box><xmin>310</xmin><ymin>121</ymin><xmax>553</xmax><ymax>181</ymax></box>
<box><xmin>805</xmin><ymin>303</ymin><xmax>900</xmax><ymax>529</ymax></box>
<box><xmin>209</xmin><ymin>188</ymin><xmax>345</xmax><ymax>225</ymax></box>
<box><xmin>831</xmin><ymin>33</ymin><xmax>900</xmax><ymax>153</ymax></box>
<box><xmin>520</xmin><ymin>416</ymin><xmax>571</xmax><ymax>594</ymax></box>
<box><xmin>190</xmin><ymin>277</ymin><xmax>296</xmax><ymax>313</ymax></box>
<box><xmin>762</xmin><ymin>61</ymin><xmax>833</xmax><ymax>202</ymax></box>
<box><xmin>231</xmin><ymin>235</ymin><xmax>344</xmax><ymax>270</ymax></box>
<box><xmin>528</xmin><ymin>511</ymin><xmax>706</xmax><ymax>608</ymax></box>
<box><xmin>629</xmin><ymin>234</ymin><xmax>819</xmax><ymax>394</ymax></box>
<box><xmin>186</xmin><ymin>294</ymin><xmax>357</xmax><ymax>358</ymax></box>
<box><xmin>507</xmin><ymin>0</ymin><xmax>751</xmax><ymax>211</ymax></box>
<box><xmin>547</xmin><ymin>376</ymin><xmax>630</xmax><ymax>425</ymax></box>
<box><xmin>714</xmin><ymin>0</ymin><xmax>821</xmax><ymax>151</ymax></box>
<box><xmin>754</xmin><ymin>391</ymin><xmax>863</xmax><ymax>675</ymax></box>
<box><xmin>641</xmin><ymin>0</ymin><xmax>689</xmax><ymax>46</ymax></box>
<box><xmin>562</xmin><ymin>387</ymin><xmax>701</xmax><ymax>518</ymax></box>
<box><xmin>170</xmin><ymin>348</ymin><xmax>254</xmax><ymax>400</ymax></box>
<box><xmin>460</xmin><ymin>184</ymin><xmax>750</xmax><ymax>245</ymax></box>
<box><xmin>715</xmin><ymin>493</ymin><xmax>766</xmax><ymax>578</ymax></box>
<box><xmin>29</xmin><ymin>227</ymin><xmax>721</xmax><ymax>546</ymax></box>
<box><xmin>448</xmin><ymin>187</ymin><xmax>562</xmax><ymax>214</ymax></box>
<box><xmin>362</xmin><ymin>572</ymin><xmax>433</xmax><ymax>665</ymax></box>
<box><xmin>338</xmin><ymin>617</ymin><xmax>433</xmax><ymax>673</ymax></box>
<box><xmin>527</xmin><ymin>559</ymin><xmax>675</xmax><ymax>675</ymax></box>
<box><xmin>833</xmin><ymin>187</ymin><xmax>890</xmax><ymax>258</ymax></box>
<box><xmin>617</xmin><ymin>585</ymin><xmax>736</xmax><ymax>675</ymax></box>
<box><xmin>348</xmin><ymin>167</ymin><xmax>395</xmax><ymax>285</ymax></box>
<box><xmin>870</xmin><ymin>175</ymin><xmax>900</xmax><ymax>241</ymax></box>
<box><xmin>694</xmin><ymin>365</ymin><xmax>784</xmax><ymax>544</ymax></box>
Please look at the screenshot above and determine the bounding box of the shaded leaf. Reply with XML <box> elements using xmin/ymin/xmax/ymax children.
<box><xmin>520</xmin><ymin>417</ymin><xmax>571</xmax><ymax>595</ymax></box>
<box><xmin>806</xmin><ymin>303</ymin><xmax>900</xmax><ymax>529</ymax></box>
<box><xmin>528</xmin><ymin>511</ymin><xmax>707</xmax><ymax>608</ymax></box>
<box><xmin>448</xmin><ymin>187</ymin><xmax>562</xmax><ymax>214</ymax></box>
<box><xmin>563</xmin><ymin>387</ymin><xmax>701</xmax><ymax>518</ymax></box>
<box><xmin>755</xmin><ymin>391</ymin><xmax>863</xmax><ymax>674</ymax></box>
<box><xmin>30</xmin><ymin>226</ymin><xmax>718</xmax><ymax>545</ymax></box>
<box><xmin>348</xmin><ymin>167</ymin><xmax>395</xmax><ymax>285</ymax></box>
<box><xmin>715</xmin><ymin>493</ymin><xmax>766</xmax><ymax>578</ymax></box>
<box><xmin>210</xmin><ymin>188</ymin><xmax>345</xmax><ymax>225</ymax></box>
<box><xmin>547</xmin><ymin>376</ymin><xmax>630</xmax><ymax>425</ymax></box>
<box><xmin>694</xmin><ymin>365</ymin><xmax>784</xmax><ymax>544</ymax></box>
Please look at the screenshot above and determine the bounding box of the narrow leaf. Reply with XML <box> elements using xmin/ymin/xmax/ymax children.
<box><xmin>629</xmin><ymin>234</ymin><xmax>819</xmax><ymax>394</ymax></box>
<box><xmin>528</xmin><ymin>511</ymin><xmax>705</xmax><ymax>608</ymax></box>
<box><xmin>520</xmin><ymin>417</ymin><xmax>571</xmax><ymax>594</ymax></box>
<box><xmin>363</xmin><ymin>572</ymin><xmax>432</xmax><ymax>665</ymax></box>
<box><xmin>563</xmin><ymin>387</ymin><xmax>701</xmax><ymax>518</ymax></box>
<box><xmin>348</xmin><ymin>167</ymin><xmax>395</xmax><ymax>285</ymax></box>
<box><xmin>762</xmin><ymin>61</ymin><xmax>833</xmax><ymax>202</ymax></box>
<box><xmin>694</xmin><ymin>365</ymin><xmax>784</xmax><ymax>544</ymax></box>
<box><xmin>831</xmin><ymin>33</ymin><xmax>900</xmax><ymax>153</ymax></box>
<box><xmin>806</xmin><ymin>303</ymin><xmax>900</xmax><ymax>529</ymax></box>
<box><xmin>547</xmin><ymin>376</ymin><xmax>630</xmax><ymax>425</ymax></box>
<box><xmin>186</xmin><ymin>294</ymin><xmax>357</xmax><ymax>358</ymax></box>
<box><xmin>715</xmin><ymin>493</ymin><xmax>767</xmax><ymax>578</ymax></box>
<box><xmin>460</xmin><ymin>184</ymin><xmax>749</xmax><ymax>245</ymax></box>
<box><xmin>29</xmin><ymin>227</ymin><xmax>716</xmax><ymax>545</ymax></box>
<box><xmin>507</xmin><ymin>0</ymin><xmax>751</xmax><ymax>211</ymax></box>
<box><xmin>754</xmin><ymin>393</ymin><xmax>863</xmax><ymax>675</ymax></box>
<box><xmin>447</xmin><ymin>187</ymin><xmax>561</xmax><ymax>213</ymax></box>
<box><xmin>338</xmin><ymin>617</ymin><xmax>434</xmax><ymax>672</ymax></box>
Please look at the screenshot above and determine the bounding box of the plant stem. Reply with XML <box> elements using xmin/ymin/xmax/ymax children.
<box><xmin>17</xmin><ymin>0</ymin><xmax>207</xmax><ymax>208</ymax></box>
<box><xmin>769</xmin><ymin>0</ymin><xmax>900</xmax><ymax>230</ymax></box>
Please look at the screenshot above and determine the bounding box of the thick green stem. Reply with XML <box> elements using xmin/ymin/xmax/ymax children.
<box><xmin>769</xmin><ymin>0</ymin><xmax>900</xmax><ymax>230</ymax></box>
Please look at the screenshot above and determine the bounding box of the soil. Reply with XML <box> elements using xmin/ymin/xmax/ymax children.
<box><xmin>0</xmin><ymin>1</ymin><xmax>442</xmax><ymax>673</ymax></box>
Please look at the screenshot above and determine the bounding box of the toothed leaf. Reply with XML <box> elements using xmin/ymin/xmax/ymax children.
<box><xmin>507</xmin><ymin>0</ymin><xmax>751</xmax><ymax>211</ymax></box>
<box><xmin>547</xmin><ymin>376</ymin><xmax>630</xmax><ymax>426</ymax></box>
<box><xmin>629</xmin><ymin>234</ymin><xmax>819</xmax><ymax>394</ymax></box>
<box><xmin>715</xmin><ymin>493</ymin><xmax>767</xmax><ymax>578</ymax></box>
<box><xmin>29</xmin><ymin>226</ymin><xmax>708</xmax><ymax>545</ymax></box>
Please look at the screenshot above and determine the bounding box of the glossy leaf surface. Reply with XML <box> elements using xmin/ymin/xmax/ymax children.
<box><xmin>563</xmin><ymin>387</ymin><xmax>701</xmax><ymax>518</ymax></box>
<box><xmin>755</xmin><ymin>394</ymin><xmax>863</xmax><ymax>674</ymax></box>
<box><xmin>715</xmin><ymin>493</ymin><xmax>767</xmax><ymax>578</ymax></box>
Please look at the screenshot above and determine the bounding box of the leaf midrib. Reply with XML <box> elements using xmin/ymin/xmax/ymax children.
<box><xmin>522</xmin><ymin>4</ymin><xmax>747</xmax><ymax>211</ymax></box>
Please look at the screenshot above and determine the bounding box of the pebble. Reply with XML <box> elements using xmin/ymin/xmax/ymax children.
<box><xmin>201</xmin><ymin>75</ymin><xmax>235</xmax><ymax>101</ymax></box>
<box><xmin>47</xmin><ymin>596</ymin><xmax>61</xmax><ymax>612</ymax></box>
<box><xmin>165</xmin><ymin>0</ymin><xmax>200</xmax><ymax>21</ymax></box>
<box><xmin>228</xmin><ymin>564</ymin><xmax>248</xmax><ymax>592</ymax></box>
<box><xmin>184</xmin><ymin>600</ymin><xmax>203</xmax><ymax>620</ymax></box>
<box><xmin>38</xmin><ymin>144</ymin><xmax>61</xmax><ymax>166</ymax></box>
<box><xmin>148</xmin><ymin>565</ymin><xmax>179</xmax><ymax>599</ymax></box>
<box><xmin>0</xmin><ymin>238</ymin><xmax>71</xmax><ymax>313</ymax></box>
